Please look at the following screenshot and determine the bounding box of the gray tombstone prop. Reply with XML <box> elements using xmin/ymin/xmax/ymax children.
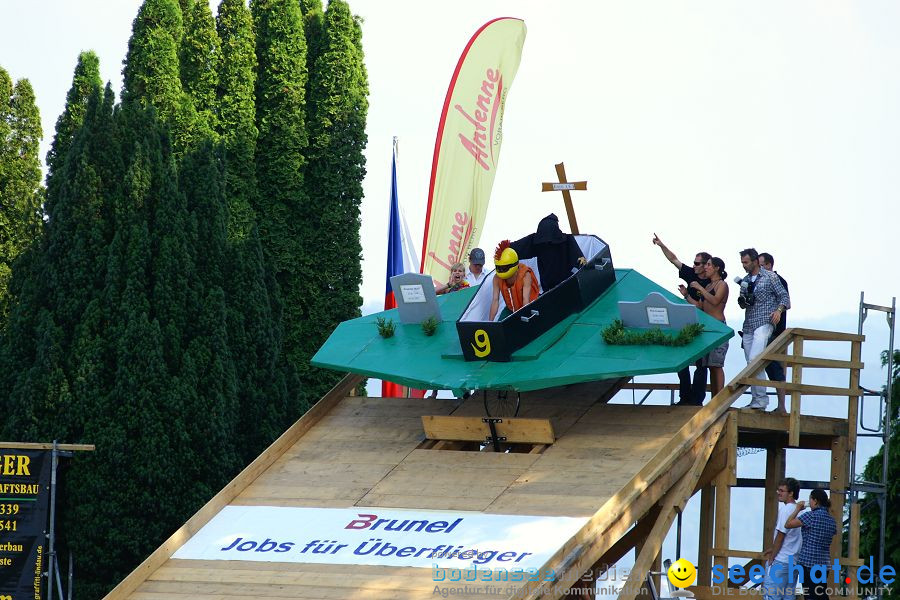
<box><xmin>617</xmin><ymin>292</ymin><xmax>697</xmax><ymax>329</ymax></box>
<box><xmin>390</xmin><ymin>273</ymin><xmax>442</xmax><ymax>324</ymax></box>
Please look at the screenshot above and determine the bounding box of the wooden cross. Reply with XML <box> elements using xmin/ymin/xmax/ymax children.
<box><xmin>540</xmin><ymin>162</ymin><xmax>587</xmax><ymax>234</ymax></box>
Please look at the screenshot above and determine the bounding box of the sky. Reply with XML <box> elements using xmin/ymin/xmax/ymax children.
<box><xmin>1</xmin><ymin>0</ymin><xmax>898</xmax><ymax>576</ymax></box>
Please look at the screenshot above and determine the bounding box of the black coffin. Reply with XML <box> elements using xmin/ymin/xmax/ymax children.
<box><xmin>456</xmin><ymin>235</ymin><xmax>615</xmax><ymax>362</ymax></box>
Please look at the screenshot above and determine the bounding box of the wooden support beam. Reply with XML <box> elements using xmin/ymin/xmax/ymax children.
<box><xmin>788</xmin><ymin>328</ymin><xmax>865</xmax><ymax>342</ymax></box>
<box><xmin>847</xmin><ymin>340</ymin><xmax>862</xmax><ymax>452</ymax></box>
<box><xmin>736</xmin><ymin>378</ymin><xmax>863</xmax><ymax>398</ymax></box>
<box><xmin>738</xmin><ymin>431</ymin><xmax>837</xmax><ymax>451</ymax></box>
<box><xmin>593</xmin><ymin>505</ymin><xmax>662</xmax><ymax>575</ymax></box>
<box><xmin>0</xmin><ymin>442</ymin><xmax>95</xmax><ymax>451</ymax></box>
<box><xmin>421</xmin><ymin>415</ymin><xmax>555</xmax><ymax>444</ymax></box>
<box><xmin>829</xmin><ymin>436</ymin><xmax>849</xmax><ymax>561</ymax></box>
<box><xmin>698</xmin><ymin>486</ymin><xmax>714</xmax><ymax>586</ymax></box>
<box><xmin>695</xmin><ymin>446</ymin><xmax>728</xmax><ymax>492</ymax></box>
<box><xmin>617</xmin><ymin>423</ymin><xmax>725</xmax><ymax>600</ymax></box>
<box><xmin>713</xmin><ymin>472</ymin><xmax>731</xmax><ymax>574</ymax></box>
<box><xmin>725</xmin><ymin>413</ymin><xmax>738</xmax><ymax>486</ymax></box>
<box><xmin>762</xmin><ymin>353</ymin><xmax>864</xmax><ymax>370</ymax></box>
<box><xmin>710</xmin><ymin>548</ymin><xmax>766</xmax><ymax>560</ymax></box>
<box><xmin>763</xmin><ymin>446</ymin><xmax>785</xmax><ymax>551</ymax></box>
<box><xmin>515</xmin><ymin>343</ymin><xmax>776</xmax><ymax>600</ymax></box>
<box><xmin>789</xmin><ymin>336</ymin><xmax>804</xmax><ymax>447</ymax></box>
<box><xmin>736</xmin><ymin>410</ymin><xmax>848</xmax><ymax>437</ymax></box>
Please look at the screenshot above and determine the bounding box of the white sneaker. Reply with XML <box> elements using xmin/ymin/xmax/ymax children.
<box><xmin>743</xmin><ymin>400</ymin><xmax>768</xmax><ymax>410</ymax></box>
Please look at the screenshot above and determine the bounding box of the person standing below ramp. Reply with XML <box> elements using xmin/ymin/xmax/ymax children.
<box><xmin>784</xmin><ymin>488</ymin><xmax>837</xmax><ymax>600</ymax></box>
<box><xmin>737</xmin><ymin>248</ymin><xmax>791</xmax><ymax>410</ymax></box>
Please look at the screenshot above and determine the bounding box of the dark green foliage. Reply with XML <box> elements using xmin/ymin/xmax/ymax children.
<box><xmin>123</xmin><ymin>0</ymin><xmax>211</xmax><ymax>155</ymax></box>
<box><xmin>860</xmin><ymin>349</ymin><xmax>900</xmax><ymax>598</ymax></box>
<box><xmin>602</xmin><ymin>320</ymin><xmax>705</xmax><ymax>347</ymax></box>
<box><xmin>0</xmin><ymin>68</ymin><xmax>44</xmax><ymax>323</ymax></box>
<box><xmin>216</xmin><ymin>0</ymin><xmax>258</xmax><ymax>240</ymax></box>
<box><xmin>180</xmin><ymin>0</ymin><xmax>220</xmax><ymax>134</ymax></box>
<box><xmin>301</xmin><ymin>0</ymin><xmax>368</xmax><ymax>400</ymax></box>
<box><xmin>45</xmin><ymin>52</ymin><xmax>102</xmax><ymax>191</ymax></box>
<box><xmin>252</xmin><ymin>0</ymin><xmax>313</xmax><ymax>413</ymax></box>
<box><xmin>1</xmin><ymin>0</ymin><xmax>370</xmax><ymax>594</ymax></box>
<box><xmin>300</xmin><ymin>0</ymin><xmax>325</xmax><ymax>88</ymax></box>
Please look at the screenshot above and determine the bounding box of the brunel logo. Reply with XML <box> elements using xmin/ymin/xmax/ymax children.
<box><xmin>345</xmin><ymin>514</ymin><xmax>463</xmax><ymax>534</ymax></box>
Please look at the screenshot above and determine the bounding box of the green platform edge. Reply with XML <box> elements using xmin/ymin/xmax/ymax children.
<box><xmin>311</xmin><ymin>269</ymin><xmax>734</xmax><ymax>395</ymax></box>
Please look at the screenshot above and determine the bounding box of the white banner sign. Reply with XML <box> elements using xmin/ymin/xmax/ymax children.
<box><xmin>173</xmin><ymin>506</ymin><xmax>587</xmax><ymax>571</ymax></box>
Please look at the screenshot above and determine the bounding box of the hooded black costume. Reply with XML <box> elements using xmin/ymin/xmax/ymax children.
<box><xmin>510</xmin><ymin>214</ymin><xmax>584</xmax><ymax>292</ymax></box>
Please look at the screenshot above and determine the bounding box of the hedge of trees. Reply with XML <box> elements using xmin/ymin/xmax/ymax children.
<box><xmin>0</xmin><ymin>0</ymin><xmax>367</xmax><ymax>596</ymax></box>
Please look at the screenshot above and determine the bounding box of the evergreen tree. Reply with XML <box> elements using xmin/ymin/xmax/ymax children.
<box><xmin>251</xmin><ymin>0</ymin><xmax>310</xmax><ymax>413</ymax></box>
<box><xmin>0</xmin><ymin>69</ymin><xmax>44</xmax><ymax>323</ymax></box>
<box><xmin>217</xmin><ymin>0</ymin><xmax>293</xmax><ymax>459</ymax></box>
<box><xmin>123</xmin><ymin>0</ymin><xmax>210</xmax><ymax>155</ymax></box>
<box><xmin>180</xmin><ymin>0</ymin><xmax>220</xmax><ymax>134</ymax></box>
<box><xmin>216</xmin><ymin>0</ymin><xmax>258</xmax><ymax>240</ymax></box>
<box><xmin>302</xmin><ymin>0</ymin><xmax>368</xmax><ymax>400</ymax></box>
<box><xmin>300</xmin><ymin>0</ymin><xmax>325</xmax><ymax>89</ymax></box>
<box><xmin>45</xmin><ymin>52</ymin><xmax>102</xmax><ymax>193</ymax></box>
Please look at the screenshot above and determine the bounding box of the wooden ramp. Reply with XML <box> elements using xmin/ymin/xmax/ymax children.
<box><xmin>106</xmin><ymin>328</ymin><xmax>864</xmax><ymax>600</ymax></box>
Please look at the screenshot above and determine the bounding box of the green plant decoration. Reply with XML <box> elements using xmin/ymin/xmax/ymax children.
<box><xmin>376</xmin><ymin>316</ymin><xmax>396</xmax><ymax>338</ymax></box>
<box><xmin>421</xmin><ymin>316</ymin><xmax>439</xmax><ymax>337</ymax></box>
<box><xmin>602</xmin><ymin>319</ymin><xmax>704</xmax><ymax>347</ymax></box>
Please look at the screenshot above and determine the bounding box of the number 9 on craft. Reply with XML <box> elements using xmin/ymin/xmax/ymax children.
<box><xmin>471</xmin><ymin>329</ymin><xmax>491</xmax><ymax>358</ymax></box>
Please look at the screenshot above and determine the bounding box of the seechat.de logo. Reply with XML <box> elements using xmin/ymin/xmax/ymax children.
<box><xmin>345</xmin><ymin>514</ymin><xmax>463</xmax><ymax>534</ymax></box>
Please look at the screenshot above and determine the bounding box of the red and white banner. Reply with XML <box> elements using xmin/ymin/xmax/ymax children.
<box><xmin>420</xmin><ymin>18</ymin><xmax>527</xmax><ymax>282</ymax></box>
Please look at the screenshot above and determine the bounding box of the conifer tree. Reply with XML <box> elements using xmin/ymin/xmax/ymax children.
<box><xmin>300</xmin><ymin>0</ymin><xmax>325</xmax><ymax>87</ymax></box>
<box><xmin>45</xmin><ymin>52</ymin><xmax>102</xmax><ymax>192</ymax></box>
<box><xmin>216</xmin><ymin>0</ymin><xmax>258</xmax><ymax>240</ymax></box>
<box><xmin>123</xmin><ymin>0</ymin><xmax>210</xmax><ymax>155</ymax></box>
<box><xmin>217</xmin><ymin>0</ymin><xmax>293</xmax><ymax>459</ymax></box>
<box><xmin>251</xmin><ymin>0</ymin><xmax>311</xmax><ymax>413</ymax></box>
<box><xmin>302</xmin><ymin>0</ymin><xmax>368</xmax><ymax>400</ymax></box>
<box><xmin>0</xmin><ymin>69</ymin><xmax>44</xmax><ymax>323</ymax></box>
<box><xmin>180</xmin><ymin>0</ymin><xmax>220</xmax><ymax>134</ymax></box>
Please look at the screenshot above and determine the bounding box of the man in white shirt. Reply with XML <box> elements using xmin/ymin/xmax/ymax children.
<box><xmin>763</xmin><ymin>477</ymin><xmax>803</xmax><ymax>600</ymax></box>
<box><xmin>465</xmin><ymin>248</ymin><xmax>486</xmax><ymax>287</ymax></box>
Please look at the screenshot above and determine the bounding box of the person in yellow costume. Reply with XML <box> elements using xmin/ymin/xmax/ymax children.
<box><xmin>489</xmin><ymin>240</ymin><xmax>540</xmax><ymax>321</ymax></box>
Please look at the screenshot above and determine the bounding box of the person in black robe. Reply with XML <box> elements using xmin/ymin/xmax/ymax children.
<box><xmin>510</xmin><ymin>214</ymin><xmax>586</xmax><ymax>292</ymax></box>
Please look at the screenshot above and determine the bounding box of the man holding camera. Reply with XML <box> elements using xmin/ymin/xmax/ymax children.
<box><xmin>737</xmin><ymin>248</ymin><xmax>791</xmax><ymax>410</ymax></box>
<box><xmin>652</xmin><ymin>234</ymin><xmax>711</xmax><ymax>405</ymax></box>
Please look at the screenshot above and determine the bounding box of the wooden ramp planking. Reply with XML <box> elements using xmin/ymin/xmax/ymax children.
<box><xmin>112</xmin><ymin>381</ymin><xmax>707</xmax><ymax>600</ymax></box>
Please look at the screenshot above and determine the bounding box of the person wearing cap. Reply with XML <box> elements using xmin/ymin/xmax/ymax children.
<box><xmin>489</xmin><ymin>240</ymin><xmax>540</xmax><ymax>321</ymax></box>
<box><xmin>466</xmin><ymin>248</ymin><xmax>487</xmax><ymax>287</ymax></box>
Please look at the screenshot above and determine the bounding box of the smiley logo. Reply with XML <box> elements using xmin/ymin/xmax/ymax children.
<box><xmin>667</xmin><ymin>557</ymin><xmax>697</xmax><ymax>588</ymax></box>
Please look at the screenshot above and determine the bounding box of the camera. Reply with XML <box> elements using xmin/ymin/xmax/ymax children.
<box><xmin>735</xmin><ymin>276</ymin><xmax>755</xmax><ymax>309</ymax></box>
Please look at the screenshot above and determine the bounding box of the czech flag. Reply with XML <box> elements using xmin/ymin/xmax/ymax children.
<box><xmin>383</xmin><ymin>138</ymin><xmax>419</xmax><ymax>397</ymax></box>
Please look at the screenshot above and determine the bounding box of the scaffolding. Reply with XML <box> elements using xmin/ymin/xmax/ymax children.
<box><xmin>853</xmin><ymin>292</ymin><xmax>896</xmax><ymax>598</ymax></box>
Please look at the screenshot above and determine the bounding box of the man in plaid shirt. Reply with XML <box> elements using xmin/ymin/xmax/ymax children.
<box><xmin>738</xmin><ymin>248</ymin><xmax>790</xmax><ymax>410</ymax></box>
